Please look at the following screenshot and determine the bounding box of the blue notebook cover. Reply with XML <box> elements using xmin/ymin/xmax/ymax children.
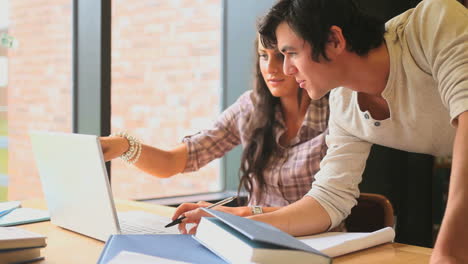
<box><xmin>97</xmin><ymin>234</ymin><xmax>227</xmax><ymax>264</ymax></box>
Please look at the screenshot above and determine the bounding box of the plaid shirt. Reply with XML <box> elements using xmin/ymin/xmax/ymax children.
<box><xmin>183</xmin><ymin>91</ymin><xmax>329</xmax><ymax>207</ymax></box>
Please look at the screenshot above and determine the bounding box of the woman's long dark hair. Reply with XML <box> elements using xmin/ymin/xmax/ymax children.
<box><xmin>237</xmin><ymin>37</ymin><xmax>302</xmax><ymax>205</ymax></box>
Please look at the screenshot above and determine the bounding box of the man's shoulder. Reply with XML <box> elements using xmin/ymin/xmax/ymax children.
<box><xmin>385</xmin><ymin>6</ymin><xmax>413</xmax><ymax>33</ymax></box>
<box><xmin>386</xmin><ymin>0</ymin><xmax>460</xmax><ymax>30</ymax></box>
<box><xmin>329</xmin><ymin>87</ymin><xmax>353</xmax><ymax>116</ymax></box>
<box><xmin>416</xmin><ymin>0</ymin><xmax>461</xmax><ymax>12</ymax></box>
<box><xmin>330</xmin><ymin>87</ymin><xmax>352</xmax><ymax>103</ymax></box>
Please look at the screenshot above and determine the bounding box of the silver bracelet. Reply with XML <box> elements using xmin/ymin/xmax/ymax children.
<box><xmin>110</xmin><ymin>131</ymin><xmax>142</xmax><ymax>165</ymax></box>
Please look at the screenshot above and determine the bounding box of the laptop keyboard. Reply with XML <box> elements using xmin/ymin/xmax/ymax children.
<box><xmin>118</xmin><ymin>211</ymin><xmax>180</xmax><ymax>235</ymax></box>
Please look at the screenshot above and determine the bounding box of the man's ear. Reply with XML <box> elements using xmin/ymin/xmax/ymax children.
<box><xmin>325</xmin><ymin>25</ymin><xmax>346</xmax><ymax>60</ymax></box>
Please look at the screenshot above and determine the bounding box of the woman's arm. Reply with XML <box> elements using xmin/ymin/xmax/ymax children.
<box><xmin>100</xmin><ymin>136</ymin><xmax>188</xmax><ymax>178</ymax></box>
<box><xmin>100</xmin><ymin>92</ymin><xmax>252</xmax><ymax>178</ymax></box>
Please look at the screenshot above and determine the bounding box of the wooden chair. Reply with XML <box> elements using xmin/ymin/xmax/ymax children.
<box><xmin>345</xmin><ymin>193</ymin><xmax>394</xmax><ymax>232</ymax></box>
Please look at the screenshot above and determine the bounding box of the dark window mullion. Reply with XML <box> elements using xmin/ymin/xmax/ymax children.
<box><xmin>72</xmin><ymin>0</ymin><xmax>111</xmax><ymax>178</ymax></box>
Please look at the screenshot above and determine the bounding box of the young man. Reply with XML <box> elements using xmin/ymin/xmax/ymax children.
<box><xmin>253</xmin><ymin>0</ymin><xmax>468</xmax><ymax>263</ymax></box>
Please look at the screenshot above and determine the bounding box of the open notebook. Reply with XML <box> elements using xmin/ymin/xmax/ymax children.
<box><xmin>193</xmin><ymin>209</ymin><xmax>394</xmax><ymax>263</ymax></box>
<box><xmin>297</xmin><ymin>227</ymin><xmax>395</xmax><ymax>257</ymax></box>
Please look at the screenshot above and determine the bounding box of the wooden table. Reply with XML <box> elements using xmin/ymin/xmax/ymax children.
<box><xmin>20</xmin><ymin>199</ymin><xmax>432</xmax><ymax>264</ymax></box>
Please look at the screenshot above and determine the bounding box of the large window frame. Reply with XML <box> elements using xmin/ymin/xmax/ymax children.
<box><xmin>73</xmin><ymin>0</ymin><xmax>275</xmax><ymax>204</ymax></box>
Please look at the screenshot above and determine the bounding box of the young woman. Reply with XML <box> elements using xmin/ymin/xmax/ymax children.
<box><xmin>101</xmin><ymin>37</ymin><xmax>329</xmax><ymax>234</ymax></box>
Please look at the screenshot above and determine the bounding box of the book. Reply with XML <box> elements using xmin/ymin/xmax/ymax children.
<box><xmin>195</xmin><ymin>208</ymin><xmax>331</xmax><ymax>264</ymax></box>
<box><xmin>97</xmin><ymin>234</ymin><xmax>227</xmax><ymax>264</ymax></box>
<box><xmin>0</xmin><ymin>247</ymin><xmax>44</xmax><ymax>263</ymax></box>
<box><xmin>297</xmin><ymin>227</ymin><xmax>395</xmax><ymax>257</ymax></box>
<box><xmin>0</xmin><ymin>208</ymin><xmax>50</xmax><ymax>227</ymax></box>
<box><xmin>0</xmin><ymin>227</ymin><xmax>47</xmax><ymax>250</ymax></box>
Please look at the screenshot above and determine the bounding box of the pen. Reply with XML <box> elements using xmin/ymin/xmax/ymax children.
<box><xmin>165</xmin><ymin>196</ymin><xmax>236</xmax><ymax>228</ymax></box>
<box><xmin>0</xmin><ymin>201</ymin><xmax>21</xmax><ymax>218</ymax></box>
<box><xmin>0</xmin><ymin>207</ymin><xmax>17</xmax><ymax>218</ymax></box>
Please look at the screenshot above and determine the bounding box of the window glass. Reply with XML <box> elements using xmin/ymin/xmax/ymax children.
<box><xmin>1</xmin><ymin>0</ymin><xmax>72</xmax><ymax>200</ymax></box>
<box><xmin>111</xmin><ymin>0</ymin><xmax>222</xmax><ymax>199</ymax></box>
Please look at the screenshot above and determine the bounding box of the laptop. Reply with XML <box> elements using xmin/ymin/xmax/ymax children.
<box><xmin>29</xmin><ymin>131</ymin><xmax>179</xmax><ymax>241</ymax></box>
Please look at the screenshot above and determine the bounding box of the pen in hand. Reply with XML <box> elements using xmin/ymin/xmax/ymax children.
<box><xmin>165</xmin><ymin>196</ymin><xmax>236</xmax><ymax>228</ymax></box>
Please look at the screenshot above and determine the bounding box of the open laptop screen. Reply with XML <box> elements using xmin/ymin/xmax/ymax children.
<box><xmin>30</xmin><ymin>131</ymin><xmax>120</xmax><ymax>241</ymax></box>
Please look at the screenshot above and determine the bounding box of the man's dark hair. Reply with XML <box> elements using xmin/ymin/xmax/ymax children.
<box><xmin>258</xmin><ymin>0</ymin><xmax>386</xmax><ymax>61</ymax></box>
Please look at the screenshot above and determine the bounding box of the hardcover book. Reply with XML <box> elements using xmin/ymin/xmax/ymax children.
<box><xmin>195</xmin><ymin>208</ymin><xmax>331</xmax><ymax>264</ymax></box>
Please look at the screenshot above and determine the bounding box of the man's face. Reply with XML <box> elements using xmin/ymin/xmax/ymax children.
<box><xmin>276</xmin><ymin>22</ymin><xmax>339</xmax><ymax>100</ymax></box>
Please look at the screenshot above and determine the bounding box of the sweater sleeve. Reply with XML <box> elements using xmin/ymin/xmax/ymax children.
<box><xmin>306</xmin><ymin>97</ymin><xmax>373</xmax><ymax>229</ymax></box>
<box><xmin>405</xmin><ymin>0</ymin><xmax>468</xmax><ymax>124</ymax></box>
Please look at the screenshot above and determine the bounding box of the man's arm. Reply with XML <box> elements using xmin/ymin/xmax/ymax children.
<box><xmin>249</xmin><ymin>196</ymin><xmax>331</xmax><ymax>236</ymax></box>
<box><xmin>431</xmin><ymin>111</ymin><xmax>468</xmax><ymax>263</ymax></box>
<box><xmin>408</xmin><ymin>1</ymin><xmax>468</xmax><ymax>262</ymax></box>
<box><xmin>251</xmin><ymin>92</ymin><xmax>373</xmax><ymax>235</ymax></box>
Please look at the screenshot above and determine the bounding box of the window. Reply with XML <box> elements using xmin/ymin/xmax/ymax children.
<box><xmin>3</xmin><ymin>0</ymin><xmax>274</xmax><ymax>202</ymax></box>
<box><xmin>0</xmin><ymin>55</ymin><xmax>6</xmax><ymax>200</ymax></box>
<box><xmin>110</xmin><ymin>0</ymin><xmax>222</xmax><ymax>199</ymax></box>
<box><xmin>2</xmin><ymin>0</ymin><xmax>72</xmax><ymax>200</ymax></box>
<box><xmin>0</xmin><ymin>0</ymin><xmax>9</xmax><ymax>201</ymax></box>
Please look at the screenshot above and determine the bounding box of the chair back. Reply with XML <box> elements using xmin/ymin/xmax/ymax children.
<box><xmin>345</xmin><ymin>193</ymin><xmax>394</xmax><ymax>232</ymax></box>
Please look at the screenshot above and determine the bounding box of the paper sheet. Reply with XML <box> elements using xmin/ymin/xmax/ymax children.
<box><xmin>297</xmin><ymin>227</ymin><xmax>395</xmax><ymax>257</ymax></box>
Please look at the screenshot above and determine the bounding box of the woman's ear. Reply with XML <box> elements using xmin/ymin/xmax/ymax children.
<box><xmin>325</xmin><ymin>25</ymin><xmax>346</xmax><ymax>60</ymax></box>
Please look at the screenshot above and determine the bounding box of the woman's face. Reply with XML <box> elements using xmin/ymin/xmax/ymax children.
<box><xmin>258</xmin><ymin>41</ymin><xmax>299</xmax><ymax>98</ymax></box>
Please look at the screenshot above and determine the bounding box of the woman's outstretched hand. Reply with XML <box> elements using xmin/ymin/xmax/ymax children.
<box><xmin>99</xmin><ymin>136</ymin><xmax>129</xmax><ymax>161</ymax></box>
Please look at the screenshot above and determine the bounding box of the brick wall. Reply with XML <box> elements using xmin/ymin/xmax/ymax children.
<box><xmin>110</xmin><ymin>0</ymin><xmax>222</xmax><ymax>199</ymax></box>
<box><xmin>7</xmin><ymin>0</ymin><xmax>222</xmax><ymax>200</ymax></box>
<box><xmin>1</xmin><ymin>28</ymin><xmax>8</xmax><ymax>200</ymax></box>
<box><xmin>7</xmin><ymin>0</ymin><xmax>73</xmax><ymax>200</ymax></box>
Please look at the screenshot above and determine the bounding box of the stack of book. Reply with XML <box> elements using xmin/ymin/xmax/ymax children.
<box><xmin>0</xmin><ymin>227</ymin><xmax>47</xmax><ymax>263</ymax></box>
<box><xmin>195</xmin><ymin>209</ymin><xmax>395</xmax><ymax>263</ymax></box>
<box><xmin>98</xmin><ymin>208</ymin><xmax>395</xmax><ymax>264</ymax></box>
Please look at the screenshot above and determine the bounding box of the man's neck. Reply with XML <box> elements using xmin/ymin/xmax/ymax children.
<box><xmin>342</xmin><ymin>43</ymin><xmax>390</xmax><ymax>97</ymax></box>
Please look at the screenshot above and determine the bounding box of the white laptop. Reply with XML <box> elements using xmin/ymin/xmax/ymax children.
<box><xmin>29</xmin><ymin>131</ymin><xmax>179</xmax><ymax>241</ymax></box>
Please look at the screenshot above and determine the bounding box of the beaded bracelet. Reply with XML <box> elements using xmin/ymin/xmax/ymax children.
<box><xmin>110</xmin><ymin>131</ymin><xmax>142</xmax><ymax>165</ymax></box>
